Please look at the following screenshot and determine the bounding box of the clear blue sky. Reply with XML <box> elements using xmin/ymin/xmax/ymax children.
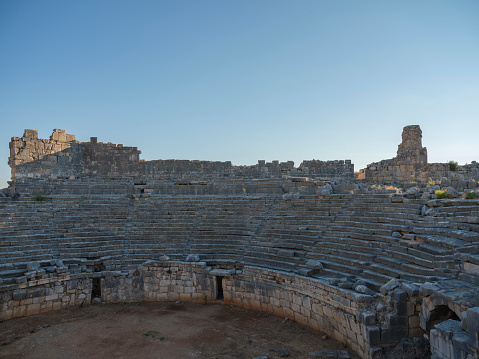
<box><xmin>1</xmin><ymin>0</ymin><xmax>478</xmax><ymax>187</ymax></box>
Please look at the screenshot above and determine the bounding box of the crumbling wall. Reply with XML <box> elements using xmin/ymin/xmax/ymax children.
<box><xmin>9</xmin><ymin>129</ymin><xmax>80</xmax><ymax>182</ymax></box>
<box><xmin>8</xmin><ymin>129</ymin><xmax>354</xmax><ymax>193</ymax></box>
<box><xmin>299</xmin><ymin>159</ymin><xmax>354</xmax><ymax>178</ymax></box>
<box><xmin>361</xmin><ymin>125</ymin><xmax>428</xmax><ymax>183</ymax></box>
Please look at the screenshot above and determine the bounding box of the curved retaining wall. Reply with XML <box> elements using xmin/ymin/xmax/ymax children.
<box><xmin>0</xmin><ymin>261</ymin><xmax>373</xmax><ymax>357</ymax></box>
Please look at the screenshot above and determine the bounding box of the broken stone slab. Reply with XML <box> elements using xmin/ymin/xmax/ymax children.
<box><xmin>298</xmin><ymin>268</ymin><xmax>313</xmax><ymax>276</ymax></box>
<box><xmin>406</xmin><ymin>187</ymin><xmax>419</xmax><ymax>195</ymax></box>
<box><xmin>209</xmin><ymin>268</ymin><xmax>235</xmax><ymax>276</ymax></box>
<box><xmin>305</xmin><ymin>260</ymin><xmax>323</xmax><ymax>270</ymax></box>
<box><xmin>354</xmin><ymin>285</ymin><xmax>374</xmax><ymax>295</ymax></box>
<box><xmin>185</xmin><ymin>254</ymin><xmax>200</xmax><ymax>262</ymax></box>
<box><xmin>400</xmin><ymin>282</ymin><xmax>419</xmax><ymax>296</ymax></box>
<box><xmin>379</xmin><ymin>278</ymin><xmax>401</xmax><ymax>295</ymax></box>
<box><xmin>391</xmin><ymin>195</ymin><xmax>404</xmax><ymax>203</ymax></box>
<box><xmin>351</xmin><ymin>293</ymin><xmax>375</xmax><ymax>303</ymax></box>
<box><xmin>419</xmin><ymin>282</ymin><xmax>440</xmax><ymax>297</ymax></box>
<box><xmin>26</xmin><ymin>261</ymin><xmax>41</xmax><ymax>272</ymax></box>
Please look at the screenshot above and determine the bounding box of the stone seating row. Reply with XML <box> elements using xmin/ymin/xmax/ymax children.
<box><xmin>1</xmin><ymin>195</ymin><xmax>477</xmax><ymax>288</ymax></box>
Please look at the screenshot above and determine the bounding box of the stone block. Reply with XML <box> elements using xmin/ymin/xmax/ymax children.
<box><xmin>380</xmin><ymin>326</ymin><xmax>408</xmax><ymax>344</ymax></box>
<box><xmin>394</xmin><ymin>289</ymin><xmax>408</xmax><ymax>316</ymax></box>
<box><xmin>466</xmin><ymin>307</ymin><xmax>479</xmax><ymax>349</ymax></box>
<box><xmin>386</xmin><ymin>313</ymin><xmax>407</xmax><ymax>327</ymax></box>
<box><xmin>360</xmin><ymin>311</ymin><xmax>376</xmax><ymax>325</ymax></box>
<box><xmin>364</xmin><ymin>325</ymin><xmax>381</xmax><ymax>345</ymax></box>
<box><xmin>306</xmin><ymin>260</ymin><xmax>323</xmax><ymax>270</ymax></box>
<box><xmin>12</xmin><ymin>291</ymin><xmax>27</xmax><ymax>301</ymax></box>
<box><xmin>23</xmin><ymin>129</ymin><xmax>38</xmax><ymax>139</ymax></box>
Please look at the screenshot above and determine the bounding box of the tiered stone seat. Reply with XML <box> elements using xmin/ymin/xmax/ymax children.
<box><xmin>245</xmin><ymin>196</ymin><xmax>345</xmax><ymax>272</ymax></box>
<box><xmin>189</xmin><ymin>196</ymin><xmax>264</xmax><ymax>263</ymax></box>
<box><xmin>53</xmin><ymin>198</ymin><xmax>128</xmax><ymax>266</ymax></box>
<box><xmin>0</xmin><ymin>200</ymin><xmax>57</xmax><ymax>266</ymax></box>
<box><xmin>126</xmin><ymin>197</ymin><xmax>198</xmax><ymax>266</ymax></box>
<box><xmin>305</xmin><ymin>196</ymin><xmax>461</xmax><ymax>286</ymax></box>
<box><xmin>1</xmin><ymin>193</ymin><xmax>477</xmax><ymax>289</ymax></box>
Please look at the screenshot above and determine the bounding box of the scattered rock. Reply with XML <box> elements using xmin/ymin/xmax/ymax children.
<box><xmin>376</xmin><ymin>303</ymin><xmax>387</xmax><ymax>312</ymax></box>
<box><xmin>354</xmin><ymin>285</ymin><xmax>374</xmax><ymax>295</ymax></box>
<box><xmin>317</xmin><ymin>184</ymin><xmax>333</xmax><ymax>196</ymax></box>
<box><xmin>380</xmin><ymin>278</ymin><xmax>401</xmax><ymax>295</ymax></box>
<box><xmin>271</xmin><ymin>347</ymin><xmax>289</xmax><ymax>357</ymax></box>
<box><xmin>406</xmin><ymin>187</ymin><xmax>419</xmax><ymax>195</ymax></box>
<box><xmin>445</xmin><ymin>186</ymin><xmax>458</xmax><ymax>198</ymax></box>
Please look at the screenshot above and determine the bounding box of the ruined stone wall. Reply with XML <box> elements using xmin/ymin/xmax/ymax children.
<box><xmin>0</xmin><ymin>274</ymin><xmax>91</xmax><ymax>319</ymax></box>
<box><xmin>361</xmin><ymin>148</ymin><xmax>428</xmax><ymax>183</ymax></box>
<box><xmin>9</xmin><ymin>129</ymin><xmax>354</xmax><ymax>193</ymax></box>
<box><xmin>299</xmin><ymin>159</ymin><xmax>354</xmax><ymax>178</ymax></box>
<box><xmin>426</xmin><ymin>162</ymin><xmax>479</xmax><ymax>183</ymax></box>
<box><xmin>360</xmin><ymin>125</ymin><xmax>479</xmax><ymax>185</ymax></box>
<box><xmin>360</xmin><ymin>125</ymin><xmax>429</xmax><ymax>183</ymax></box>
<box><xmin>9</xmin><ymin>129</ymin><xmax>80</xmax><ymax>181</ymax></box>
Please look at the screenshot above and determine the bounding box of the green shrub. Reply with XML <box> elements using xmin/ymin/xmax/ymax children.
<box><xmin>435</xmin><ymin>190</ymin><xmax>448</xmax><ymax>199</ymax></box>
<box><xmin>32</xmin><ymin>192</ymin><xmax>47</xmax><ymax>201</ymax></box>
<box><xmin>448</xmin><ymin>161</ymin><xmax>458</xmax><ymax>171</ymax></box>
<box><xmin>466</xmin><ymin>191</ymin><xmax>477</xmax><ymax>199</ymax></box>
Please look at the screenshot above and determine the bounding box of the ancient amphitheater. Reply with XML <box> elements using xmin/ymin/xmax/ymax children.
<box><xmin>1</xmin><ymin>126</ymin><xmax>478</xmax><ymax>359</ymax></box>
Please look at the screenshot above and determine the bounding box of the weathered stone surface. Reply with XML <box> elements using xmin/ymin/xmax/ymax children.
<box><xmin>317</xmin><ymin>184</ymin><xmax>333</xmax><ymax>196</ymax></box>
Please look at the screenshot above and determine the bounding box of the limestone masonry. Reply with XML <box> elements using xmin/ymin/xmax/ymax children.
<box><xmin>1</xmin><ymin>126</ymin><xmax>479</xmax><ymax>359</ymax></box>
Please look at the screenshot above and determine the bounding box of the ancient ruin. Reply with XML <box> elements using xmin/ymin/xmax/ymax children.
<box><xmin>1</xmin><ymin>126</ymin><xmax>478</xmax><ymax>359</ymax></box>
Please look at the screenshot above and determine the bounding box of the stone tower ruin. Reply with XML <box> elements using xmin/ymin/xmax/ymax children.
<box><xmin>397</xmin><ymin>124</ymin><xmax>423</xmax><ymax>155</ymax></box>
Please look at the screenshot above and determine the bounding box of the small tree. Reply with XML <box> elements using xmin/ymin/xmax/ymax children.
<box><xmin>448</xmin><ymin>161</ymin><xmax>458</xmax><ymax>172</ymax></box>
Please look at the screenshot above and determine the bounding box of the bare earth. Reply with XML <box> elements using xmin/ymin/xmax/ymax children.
<box><xmin>0</xmin><ymin>302</ymin><xmax>359</xmax><ymax>359</ymax></box>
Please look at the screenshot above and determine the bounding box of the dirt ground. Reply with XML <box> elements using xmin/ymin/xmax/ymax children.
<box><xmin>0</xmin><ymin>302</ymin><xmax>359</xmax><ymax>359</ymax></box>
